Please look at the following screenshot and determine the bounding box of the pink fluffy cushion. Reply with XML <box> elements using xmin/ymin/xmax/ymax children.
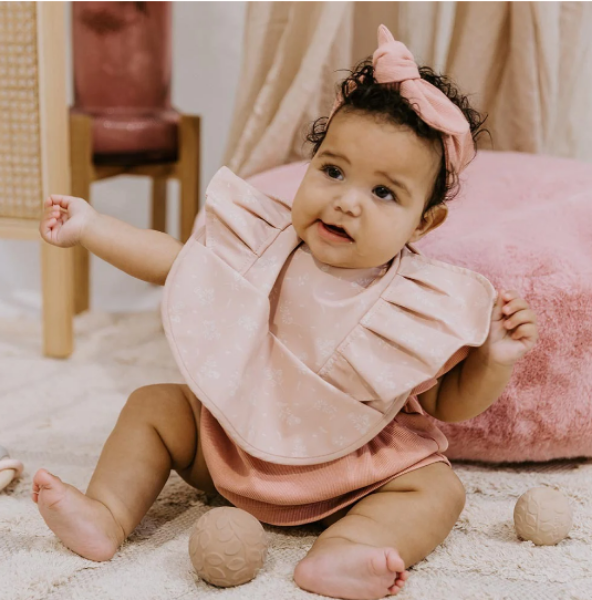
<box><xmin>247</xmin><ymin>151</ymin><xmax>592</xmax><ymax>463</ymax></box>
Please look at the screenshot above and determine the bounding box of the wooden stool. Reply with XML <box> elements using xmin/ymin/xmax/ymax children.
<box><xmin>69</xmin><ymin>112</ymin><xmax>200</xmax><ymax>314</ymax></box>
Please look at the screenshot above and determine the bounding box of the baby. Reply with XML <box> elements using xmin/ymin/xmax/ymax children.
<box><xmin>34</xmin><ymin>26</ymin><xmax>538</xmax><ymax>600</ymax></box>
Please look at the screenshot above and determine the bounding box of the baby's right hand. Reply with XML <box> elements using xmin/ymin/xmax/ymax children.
<box><xmin>39</xmin><ymin>195</ymin><xmax>97</xmax><ymax>248</ymax></box>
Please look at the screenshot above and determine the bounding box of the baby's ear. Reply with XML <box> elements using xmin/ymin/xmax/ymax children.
<box><xmin>409</xmin><ymin>203</ymin><xmax>448</xmax><ymax>243</ymax></box>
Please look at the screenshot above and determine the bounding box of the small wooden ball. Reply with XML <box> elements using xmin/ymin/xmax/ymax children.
<box><xmin>0</xmin><ymin>447</ymin><xmax>22</xmax><ymax>493</ymax></box>
<box><xmin>189</xmin><ymin>507</ymin><xmax>268</xmax><ymax>587</ymax></box>
<box><xmin>0</xmin><ymin>469</ymin><xmax>15</xmax><ymax>492</ymax></box>
<box><xmin>514</xmin><ymin>486</ymin><xmax>573</xmax><ymax>546</ymax></box>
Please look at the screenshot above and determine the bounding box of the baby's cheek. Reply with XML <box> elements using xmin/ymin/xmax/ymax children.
<box><xmin>373</xmin><ymin>226</ymin><xmax>403</xmax><ymax>257</ymax></box>
<box><xmin>290</xmin><ymin>204</ymin><xmax>306</xmax><ymax>235</ymax></box>
<box><xmin>361</xmin><ymin>236</ymin><xmax>396</xmax><ymax>266</ymax></box>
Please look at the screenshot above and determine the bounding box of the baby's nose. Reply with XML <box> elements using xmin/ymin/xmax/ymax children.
<box><xmin>336</xmin><ymin>192</ymin><xmax>362</xmax><ymax>216</ymax></box>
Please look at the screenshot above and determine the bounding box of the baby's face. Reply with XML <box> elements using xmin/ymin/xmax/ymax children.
<box><xmin>292</xmin><ymin>110</ymin><xmax>445</xmax><ymax>269</ymax></box>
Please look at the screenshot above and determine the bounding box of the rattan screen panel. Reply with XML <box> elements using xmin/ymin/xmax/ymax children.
<box><xmin>0</xmin><ymin>1</ymin><xmax>42</xmax><ymax>220</ymax></box>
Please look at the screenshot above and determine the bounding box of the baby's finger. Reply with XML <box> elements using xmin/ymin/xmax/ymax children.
<box><xmin>502</xmin><ymin>289</ymin><xmax>521</xmax><ymax>303</ymax></box>
<box><xmin>504</xmin><ymin>308</ymin><xmax>535</xmax><ymax>329</ymax></box>
<box><xmin>49</xmin><ymin>194</ymin><xmax>74</xmax><ymax>209</ymax></box>
<box><xmin>502</xmin><ymin>297</ymin><xmax>528</xmax><ymax>317</ymax></box>
<box><xmin>40</xmin><ymin>216</ymin><xmax>57</xmax><ymax>238</ymax></box>
<box><xmin>491</xmin><ymin>290</ymin><xmax>505</xmax><ymax>321</ymax></box>
<box><xmin>42</xmin><ymin>208</ymin><xmax>60</xmax><ymax>224</ymax></box>
<box><xmin>510</xmin><ymin>323</ymin><xmax>538</xmax><ymax>342</ymax></box>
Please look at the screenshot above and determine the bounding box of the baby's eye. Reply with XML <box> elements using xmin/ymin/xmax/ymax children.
<box><xmin>373</xmin><ymin>185</ymin><xmax>396</xmax><ymax>201</ymax></box>
<box><xmin>321</xmin><ymin>165</ymin><xmax>343</xmax><ymax>180</ymax></box>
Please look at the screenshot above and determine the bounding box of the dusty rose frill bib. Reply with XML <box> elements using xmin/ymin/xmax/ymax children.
<box><xmin>162</xmin><ymin>167</ymin><xmax>496</xmax><ymax>466</ymax></box>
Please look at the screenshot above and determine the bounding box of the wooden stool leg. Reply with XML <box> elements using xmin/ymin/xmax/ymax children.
<box><xmin>177</xmin><ymin>115</ymin><xmax>201</xmax><ymax>243</ymax></box>
<box><xmin>41</xmin><ymin>243</ymin><xmax>74</xmax><ymax>358</ymax></box>
<box><xmin>70</xmin><ymin>113</ymin><xmax>94</xmax><ymax>314</ymax></box>
<box><xmin>151</xmin><ymin>177</ymin><xmax>167</xmax><ymax>233</ymax></box>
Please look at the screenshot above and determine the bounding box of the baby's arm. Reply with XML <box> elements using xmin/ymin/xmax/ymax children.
<box><xmin>418</xmin><ymin>351</ymin><xmax>514</xmax><ymax>423</ymax></box>
<box><xmin>40</xmin><ymin>195</ymin><xmax>183</xmax><ymax>286</ymax></box>
<box><xmin>419</xmin><ymin>289</ymin><xmax>538</xmax><ymax>422</ymax></box>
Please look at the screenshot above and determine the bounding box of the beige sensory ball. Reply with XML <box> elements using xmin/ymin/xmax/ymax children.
<box><xmin>189</xmin><ymin>507</ymin><xmax>268</xmax><ymax>587</ymax></box>
<box><xmin>513</xmin><ymin>486</ymin><xmax>573</xmax><ymax>546</ymax></box>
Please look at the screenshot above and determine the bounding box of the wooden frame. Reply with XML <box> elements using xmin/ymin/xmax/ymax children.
<box><xmin>0</xmin><ymin>2</ymin><xmax>73</xmax><ymax>358</ymax></box>
<box><xmin>38</xmin><ymin>2</ymin><xmax>74</xmax><ymax>358</ymax></box>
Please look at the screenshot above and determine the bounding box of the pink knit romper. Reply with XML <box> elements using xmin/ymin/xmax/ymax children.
<box><xmin>162</xmin><ymin>168</ymin><xmax>496</xmax><ymax>526</ymax></box>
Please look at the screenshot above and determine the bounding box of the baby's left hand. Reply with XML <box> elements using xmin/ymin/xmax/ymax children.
<box><xmin>480</xmin><ymin>289</ymin><xmax>539</xmax><ymax>366</ymax></box>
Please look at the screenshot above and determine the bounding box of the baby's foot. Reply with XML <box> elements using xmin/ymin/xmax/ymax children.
<box><xmin>32</xmin><ymin>468</ymin><xmax>124</xmax><ymax>561</ymax></box>
<box><xmin>293</xmin><ymin>539</ymin><xmax>408</xmax><ymax>600</ymax></box>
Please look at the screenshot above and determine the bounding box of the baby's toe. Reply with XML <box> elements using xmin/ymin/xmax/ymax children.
<box><xmin>385</xmin><ymin>548</ymin><xmax>405</xmax><ymax>574</ymax></box>
<box><xmin>33</xmin><ymin>468</ymin><xmax>57</xmax><ymax>488</ymax></box>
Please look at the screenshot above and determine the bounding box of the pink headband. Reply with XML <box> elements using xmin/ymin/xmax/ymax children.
<box><xmin>330</xmin><ymin>25</ymin><xmax>475</xmax><ymax>177</ymax></box>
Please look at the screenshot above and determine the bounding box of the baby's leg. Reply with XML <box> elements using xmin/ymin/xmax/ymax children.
<box><xmin>294</xmin><ymin>462</ymin><xmax>466</xmax><ymax>600</ymax></box>
<box><xmin>32</xmin><ymin>384</ymin><xmax>207</xmax><ymax>561</ymax></box>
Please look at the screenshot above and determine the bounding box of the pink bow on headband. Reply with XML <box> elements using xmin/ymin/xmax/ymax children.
<box><xmin>331</xmin><ymin>25</ymin><xmax>475</xmax><ymax>176</ymax></box>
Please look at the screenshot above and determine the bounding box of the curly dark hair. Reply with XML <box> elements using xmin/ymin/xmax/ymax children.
<box><xmin>306</xmin><ymin>60</ymin><xmax>490</xmax><ymax>214</ymax></box>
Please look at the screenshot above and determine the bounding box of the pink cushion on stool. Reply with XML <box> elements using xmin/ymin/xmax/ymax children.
<box><xmin>71</xmin><ymin>108</ymin><xmax>179</xmax><ymax>164</ymax></box>
<box><xmin>243</xmin><ymin>151</ymin><xmax>592</xmax><ymax>463</ymax></box>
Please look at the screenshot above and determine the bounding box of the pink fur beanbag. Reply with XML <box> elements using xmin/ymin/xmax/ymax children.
<box><xmin>247</xmin><ymin>151</ymin><xmax>592</xmax><ymax>463</ymax></box>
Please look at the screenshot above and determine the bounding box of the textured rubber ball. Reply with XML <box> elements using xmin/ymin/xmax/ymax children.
<box><xmin>514</xmin><ymin>486</ymin><xmax>573</xmax><ymax>546</ymax></box>
<box><xmin>189</xmin><ymin>507</ymin><xmax>268</xmax><ymax>587</ymax></box>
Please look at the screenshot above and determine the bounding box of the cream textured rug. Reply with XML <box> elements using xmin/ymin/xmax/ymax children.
<box><xmin>1</xmin><ymin>311</ymin><xmax>591</xmax><ymax>600</ymax></box>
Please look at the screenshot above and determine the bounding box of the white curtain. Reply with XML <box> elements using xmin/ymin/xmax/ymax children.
<box><xmin>224</xmin><ymin>1</ymin><xmax>592</xmax><ymax>178</ymax></box>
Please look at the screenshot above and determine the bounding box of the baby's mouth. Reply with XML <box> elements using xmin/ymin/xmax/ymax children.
<box><xmin>319</xmin><ymin>221</ymin><xmax>353</xmax><ymax>241</ymax></box>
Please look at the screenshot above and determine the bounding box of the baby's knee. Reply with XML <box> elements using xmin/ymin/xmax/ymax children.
<box><xmin>122</xmin><ymin>384</ymin><xmax>189</xmax><ymax>421</ymax></box>
<box><xmin>120</xmin><ymin>384</ymin><xmax>200</xmax><ymax>469</ymax></box>
<box><xmin>407</xmin><ymin>466</ymin><xmax>466</xmax><ymax>525</ymax></box>
<box><xmin>441</xmin><ymin>470</ymin><xmax>466</xmax><ymax>518</ymax></box>
<box><xmin>407</xmin><ymin>464</ymin><xmax>466</xmax><ymax>519</ymax></box>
